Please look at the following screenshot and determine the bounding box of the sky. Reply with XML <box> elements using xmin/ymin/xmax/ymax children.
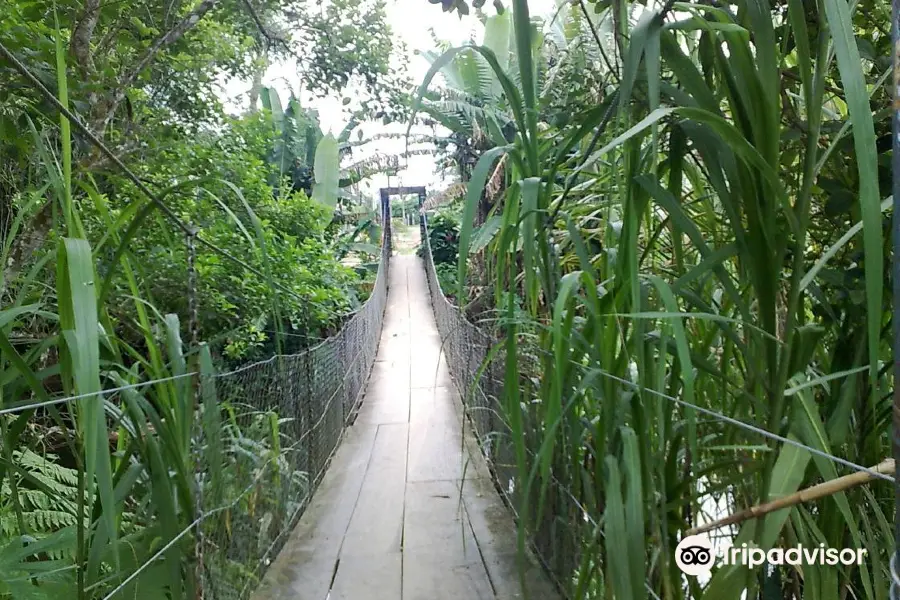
<box><xmin>222</xmin><ymin>0</ymin><xmax>556</xmax><ymax>206</ymax></box>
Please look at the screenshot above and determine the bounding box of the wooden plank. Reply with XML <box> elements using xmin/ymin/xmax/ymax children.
<box><xmin>251</xmin><ymin>548</ymin><xmax>336</xmax><ymax>600</ymax></box>
<box><xmin>409</xmin><ymin>386</ymin><xmax>456</xmax><ymax>425</ymax></box>
<box><xmin>407</xmin><ymin>417</ymin><xmax>469</xmax><ymax>482</ymax></box>
<box><xmin>275</xmin><ymin>424</ymin><xmax>378</xmax><ymax>557</ymax></box>
<box><xmin>340</xmin><ymin>423</ymin><xmax>408</xmax><ymax>556</ymax></box>
<box><xmin>329</xmin><ymin>553</ymin><xmax>402</xmax><ymax>600</ymax></box>
<box><xmin>402</xmin><ymin>554</ymin><xmax>495</xmax><ymax>600</ymax></box>
<box><xmin>403</xmin><ymin>480</ymin><xmax>480</xmax><ymax>562</ymax></box>
<box><xmin>460</xmin><ymin>477</ymin><xmax>562</xmax><ymax>600</ymax></box>
<box><xmin>355</xmin><ymin>389</ymin><xmax>409</xmax><ymax>425</ymax></box>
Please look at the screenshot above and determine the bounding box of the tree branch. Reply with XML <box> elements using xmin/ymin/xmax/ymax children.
<box><xmin>70</xmin><ymin>0</ymin><xmax>103</xmax><ymax>73</ymax></box>
<box><xmin>97</xmin><ymin>0</ymin><xmax>220</xmax><ymax>133</ymax></box>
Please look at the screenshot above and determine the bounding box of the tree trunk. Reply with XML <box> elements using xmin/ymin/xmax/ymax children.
<box><xmin>247</xmin><ymin>48</ymin><xmax>268</xmax><ymax>112</ymax></box>
<box><xmin>95</xmin><ymin>0</ymin><xmax>220</xmax><ymax>134</ymax></box>
<box><xmin>70</xmin><ymin>0</ymin><xmax>103</xmax><ymax>74</ymax></box>
<box><xmin>2</xmin><ymin>201</ymin><xmax>52</xmax><ymax>299</ymax></box>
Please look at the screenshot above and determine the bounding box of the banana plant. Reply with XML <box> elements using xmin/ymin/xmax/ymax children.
<box><xmin>418</xmin><ymin>12</ymin><xmax>517</xmax><ymax>160</ymax></box>
<box><xmin>260</xmin><ymin>87</ymin><xmax>324</xmax><ymax>195</ymax></box>
<box><xmin>312</xmin><ymin>133</ymin><xmax>340</xmax><ymax>209</ymax></box>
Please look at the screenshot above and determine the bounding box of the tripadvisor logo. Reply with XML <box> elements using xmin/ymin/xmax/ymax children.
<box><xmin>675</xmin><ymin>535</ymin><xmax>715</xmax><ymax>576</ymax></box>
<box><xmin>675</xmin><ymin>534</ymin><xmax>867</xmax><ymax>577</ymax></box>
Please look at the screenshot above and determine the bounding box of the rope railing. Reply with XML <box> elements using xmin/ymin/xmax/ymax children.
<box><xmin>417</xmin><ymin>210</ymin><xmax>579</xmax><ymax>593</ymax></box>
<box><xmin>418</xmin><ymin>207</ymin><xmax>894</xmax><ymax>599</ymax></box>
<box><xmin>193</xmin><ymin>216</ymin><xmax>391</xmax><ymax>600</ymax></box>
<box><xmin>0</xmin><ymin>217</ymin><xmax>390</xmax><ymax>600</ymax></box>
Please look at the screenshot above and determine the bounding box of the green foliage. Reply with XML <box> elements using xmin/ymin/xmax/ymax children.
<box><xmin>434</xmin><ymin>262</ymin><xmax>458</xmax><ymax>297</ymax></box>
<box><xmin>295</xmin><ymin>0</ymin><xmax>412</xmax><ymax>122</ymax></box>
<box><xmin>415</xmin><ymin>0</ymin><xmax>894</xmax><ymax>598</ymax></box>
<box><xmin>0</xmin><ymin>449</ymin><xmax>80</xmax><ymax>555</ymax></box>
<box><xmin>424</xmin><ymin>211</ymin><xmax>460</xmax><ymax>265</ymax></box>
<box><xmin>0</xmin><ymin>1</ymin><xmax>395</xmax><ymax>596</ymax></box>
<box><xmin>71</xmin><ymin>111</ymin><xmax>362</xmax><ymax>361</ymax></box>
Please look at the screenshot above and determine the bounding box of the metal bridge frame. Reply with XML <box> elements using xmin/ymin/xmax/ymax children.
<box><xmin>379</xmin><ymin>186</ymin><xmax>427</xmax><ymax>249</ymax></box>
<box><xmin>379</xmin><ymin>185</ymin><xmax>426</xmax><ymax>206</ymax></box>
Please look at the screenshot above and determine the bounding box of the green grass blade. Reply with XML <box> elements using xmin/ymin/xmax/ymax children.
<box><xmin>57</xmin><ymin>238</ymin><xmax>118</xmax><ymax>570</ymax></box>
<box><xmin>199</xmin><ymin>344</ymin><xmax>223</xmax><ymax>505</ymax></box>
<box><xmin>53</xmin><ymin>8</ymin><xmax>73</xmax><ymax>235</ymax></box>
<box><xmin>520</xmin><ymin>177</ymin><xmax>540</xmax><ymax>313</ymax></box>
<box><xmin>510</xmin><ymin>0</ymin><xmax>537</xmax><ymax>166</ymax></box>
<box><xmin>645</xmin><ymin>275</ymin><xmax>696</xmax><ymax>466</ymax></box>
<box><xmin>457</xmin><ymin>146</ymin><xmax>513</xmax><ymax>305</ymax></box>
<box><xmin>820</xmin><ymin>0</ymin><xmax>883</xmax><ymax>388</ymax></box>
<box><xmin>164</xmin><ymin>314</ymin><xmax>191</xmax><ymax>456</ymax></box>
<box><xmin>604</xmin><ymin>456</ymin><xmax>636</xmax><ymax>600</ymax></box>
<box><xmin>620</xmin><ymin>428</ymin><xmax>646</xmax><ymax>599</ymax></box>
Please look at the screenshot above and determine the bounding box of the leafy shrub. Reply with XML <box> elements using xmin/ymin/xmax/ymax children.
<box><xmin>434</xmin><ymin>262</ymin><xmax>458</xmax><ymax>297</ymax></box>
<box><xmin>424</xmin><ymin>211</ymin><xmax>459</xmax><ymax>265</ymax></box>
<box><xmin>86</xmin><ymin>113</ymin><xmax>363</xmax><ymax>362</ymax></box>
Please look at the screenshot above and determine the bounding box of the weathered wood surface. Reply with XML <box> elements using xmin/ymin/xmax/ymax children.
<box><xmin>252</xmin><ymin>255</ymin><xmax>559</xmax><ymax>600</ymax></box>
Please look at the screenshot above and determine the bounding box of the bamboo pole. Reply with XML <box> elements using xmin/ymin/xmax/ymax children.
<box><xmin>687</xmin><ymin>459</ymin><xmax>895</xmax><ymax>536</ymax></box>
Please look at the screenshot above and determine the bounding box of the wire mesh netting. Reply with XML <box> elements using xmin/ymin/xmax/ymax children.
<box><xmin>420</xmin><ymin>200</ymin><xmax>899</xmax><ymax>599</ymax></box>
<box><xmin>195</xmin><ymin>225</ymin><xmax>390</xmax><ymax>599</ymax></box>
<box><xmin>0</xmin><ymin>223</ymin><xmax>390</xmax><ymax>600</ymax></box>
<box><xmin>418</xmin><ymin>212</ymin><xmax>580</xmax><ymax>595</ymax></box>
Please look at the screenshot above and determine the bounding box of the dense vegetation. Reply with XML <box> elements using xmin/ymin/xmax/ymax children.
<box><xmin>416</xmin><ymin>1</ymin><xmax>894</xmax><ymax>599</ymax></box>
<box><xmin>0</xmin><ymin>0</ymin><xmax>406</xmax><ymax>596</ymax></box>
<box><xmin>420</xmin><ymin>209</ymin><xmax>461</xmax><ymax>296</ymax></box>
<box><xmin>0</xmin><ymin>0</ymin><xmax>895</xmax><ymax>598</ymax></box>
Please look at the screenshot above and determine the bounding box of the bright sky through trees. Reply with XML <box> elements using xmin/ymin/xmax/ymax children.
<box><xmin>223</xmin><ymin>0</ymin><xmax>554</xmax><ymax>201</ymax></box>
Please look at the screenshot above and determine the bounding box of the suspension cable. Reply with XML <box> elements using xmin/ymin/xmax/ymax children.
<box><xmin>0</xmin><ymin>41</ymin><xmax>311</xmax><ymax>304</ymax></box>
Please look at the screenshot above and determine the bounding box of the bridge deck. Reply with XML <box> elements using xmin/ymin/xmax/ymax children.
<box><xmin>252</xmin><ymin>253</ymin><xmax>559</xmax><ymax>600</ymax></box>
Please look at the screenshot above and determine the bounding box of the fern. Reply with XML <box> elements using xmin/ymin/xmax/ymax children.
<box><xmin>0</xmin><ymin>449</ymin><xmax>80</xmax><ymax>560</ymax></box>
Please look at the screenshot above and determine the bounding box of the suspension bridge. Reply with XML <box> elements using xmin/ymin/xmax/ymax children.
<box><xmin>0</xmin><ymin>172</ymin><xmax>567</xmax><ymax>600</ymax></box>
<box><xmin>241</xmin><ymin>190</ymin><xmax>559</xmax><ymax>599</ymax></box>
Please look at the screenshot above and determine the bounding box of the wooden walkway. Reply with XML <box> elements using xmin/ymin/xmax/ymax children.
<box><xmin>252</xmin><ymin>253</ymin><xmax>559</xmax><ymax>600</ymax></box>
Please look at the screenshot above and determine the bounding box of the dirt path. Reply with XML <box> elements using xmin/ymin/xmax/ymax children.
<box><xmin>391</xmin><ymin>222</ymin><xmax>421</xmax><ymax>255</ymax></box>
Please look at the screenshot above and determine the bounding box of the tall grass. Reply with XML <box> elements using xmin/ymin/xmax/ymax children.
<box><xmin>412</xmin><ymin>0</ymin><xmax>893</xmax><ymax>598</ymax></box>
<box><xmin>0</xmin><ymin>35</ymin><xmax>203</xmax><ymax>598</ymax></box>
<box><xmin>0</xmin><ymin>27</ymin><xmax>339</xmax><ymax>599</ymax></box>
